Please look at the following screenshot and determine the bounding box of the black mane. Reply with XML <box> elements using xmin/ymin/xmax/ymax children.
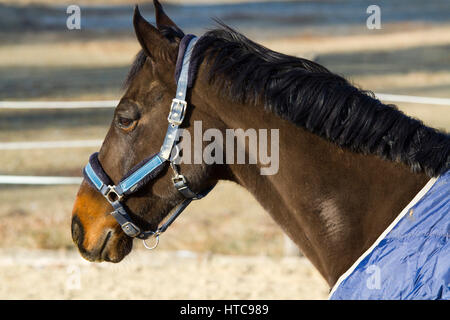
<box><xmin>190</xmin><ymin>25</ymin><xmax>449</xmax><ymax>177</ymax></box>
<box><xmin>126</xmin><ymin>23</ymin><xmax>450</xmax><ymax>177</ymax></box>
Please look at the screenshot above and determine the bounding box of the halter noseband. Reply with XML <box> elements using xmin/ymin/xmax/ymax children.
<box><xmin>83</xmin><ymin>35</ymin><xmax>214</xmax><ymax>249</ymax></box>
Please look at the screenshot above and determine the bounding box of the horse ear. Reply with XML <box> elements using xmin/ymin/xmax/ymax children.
<box><xmin>133</xmin><ymin>5</ymin><xmax>174</xmax><ymax>62</ymax></box>
<box><xmin>153</xmin><ymin>0</ymin><xmax>178</xmax><ymax>29</ymax></box>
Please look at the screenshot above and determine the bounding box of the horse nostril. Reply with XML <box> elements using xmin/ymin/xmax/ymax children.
<box><xmin>71</xmin><ymin>215</ymin><xmax>85</xmax><ymax>246</ymax></box>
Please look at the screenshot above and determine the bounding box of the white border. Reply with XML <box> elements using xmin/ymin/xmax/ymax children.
<box><xmin>328</xmin><ymin>176</ymin><xmax>439</xmax><ymax>299</ymax></box>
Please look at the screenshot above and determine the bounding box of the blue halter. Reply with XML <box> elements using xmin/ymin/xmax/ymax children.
<box><xmin>82</xmin><ymin>35</ymin><xmax>214</xmax><ymax>247</ymax></box>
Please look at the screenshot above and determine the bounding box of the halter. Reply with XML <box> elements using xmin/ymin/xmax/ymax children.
<box><xmin>83</xmin><ymin>35</ymin><xmax>214</xmax><ymax>249</ymax></box>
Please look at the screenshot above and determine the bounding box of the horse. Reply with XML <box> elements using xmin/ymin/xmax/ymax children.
<box><xmin>71</xmin><ymin>0</ymin><xmax>449</xmax><ymax>296</ymax></box>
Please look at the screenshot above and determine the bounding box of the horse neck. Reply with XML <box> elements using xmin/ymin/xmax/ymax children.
<box><xmin>208</xmin><ymin>97</ymin><xmax>429</xmax><ymax>286</ymax></box>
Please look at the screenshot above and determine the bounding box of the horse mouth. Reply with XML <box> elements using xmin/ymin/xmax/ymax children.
<box><xmin>99</xmin><ymin>231</ymin><xmax>112</xmax><ymax>261</ymax></box>
<box><xmin>72</xmin><ymin>216</ymin><xmax>133</xmax><ymax>263</ymax></box>
<box><xmin>97</xmin><ymin>230</ymin><xmax>133</xmax><ymax>263</ymax></box>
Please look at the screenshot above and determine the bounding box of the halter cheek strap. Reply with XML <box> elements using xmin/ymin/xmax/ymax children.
<box><xmin>82</xmin><ymin>35</ymin><xmax>215</xmax><ymax>245</ymax></box>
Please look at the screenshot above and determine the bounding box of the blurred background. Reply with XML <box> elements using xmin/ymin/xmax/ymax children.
<box><xmin>0</xmin><ymin>0</ymin><xmax>449</xmax><ymax>299</ymax></box>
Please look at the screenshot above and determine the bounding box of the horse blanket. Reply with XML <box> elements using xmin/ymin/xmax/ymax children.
<box><xmin>330</xmin><ymin>170</ymin><xmax>449</xmax><ymax>300</ymax></box>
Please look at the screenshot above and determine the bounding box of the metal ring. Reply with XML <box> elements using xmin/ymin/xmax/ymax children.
<box><xmin>142</xmin><ymin>234</ymin><xmax>160</xmax><ymax>250</ymax></box>
<box><xmin>170</xmin><ymin>144</ymin><xmax>181</xmax><ymax>163</ymax></box>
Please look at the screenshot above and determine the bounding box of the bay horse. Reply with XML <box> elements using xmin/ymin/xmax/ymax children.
<box><xmin>71</xmin><ymin>0</ymin><xmax>449</xmax><ymax>291</ymax></box>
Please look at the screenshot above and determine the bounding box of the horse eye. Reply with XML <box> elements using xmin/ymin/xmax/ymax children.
<box><xmin>117</xmin><ymin>116</ymin><xmax>135</xmax><ymax>129</ymax></box>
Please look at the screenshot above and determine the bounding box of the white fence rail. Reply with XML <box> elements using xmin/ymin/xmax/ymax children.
<box><xmin>0</xmin><ymin>100</ymin><xmax>117</xmax><ymax>109</ymax></box>
<box><xmin>1</xmin><ymin>93</ymin><xmax>449</xmax><ymax>185</ymax></box>
<box><xmin>0</xmin><ymin>140</ymin><xmax>102</xmax><ymax>150</ymax></box>
<box><xmin>375</xmin><ymin>94</ymin><xmax>450</xmax><ymax>106</ymax></box>
<box><xmin>1</xmin><ymin>94</ymin><xmax>450</xmax><ymax>109</ymax></box>
<box><xmin>0</xmin><ymin>175</ymin><xmax>82</xmax><ymax>185</ymax></box>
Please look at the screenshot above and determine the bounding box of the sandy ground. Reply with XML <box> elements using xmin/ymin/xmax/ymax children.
<box><xmin>0</xmin><ymin>249</ymin><xmax>329</xmax><ymax>299</ymax></box>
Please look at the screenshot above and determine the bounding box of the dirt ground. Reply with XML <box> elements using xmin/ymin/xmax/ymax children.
<box><xmin>0</xmin><ymin>249</ymin><xmax>329</xmax><ymax>299</ymax></box>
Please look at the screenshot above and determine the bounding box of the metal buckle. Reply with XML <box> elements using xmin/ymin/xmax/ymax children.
<box><xmin>167</xmin><ymin>98</ymin><xmax>187</xmax><ymax>126</ymax></box>
<box><xmin>121</xmin><ymin>221</ymin><xmax>141</xmax><ymax>238</ymax></box>
<box><xmin>172</xmin><ymin>174</ymin><xmax>187</xmax><ymax>186</ymax></box>
<box><xmin>105</xmin><ymin>185</ymin><xmax>123</xmax><ymax>204</ymax></box>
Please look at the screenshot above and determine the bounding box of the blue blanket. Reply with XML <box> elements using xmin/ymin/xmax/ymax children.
<box><xmin>330</xmin><ymin>170</ymin><xmax>449</xmax><ymax>300</ymax></box>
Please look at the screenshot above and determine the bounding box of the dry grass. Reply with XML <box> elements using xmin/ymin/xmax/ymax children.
<box><xmin>0</xmin><ymin>249</ymin><xmax>329</xmax><ymax>299</ymax></box>
<box><xmin>0</xmin><ymin>40</ymin><xmax>140</xmax><ymax>68</ymax></box>
<box><xmin>1</xmin><ymin>147</ymin><xmax>97</xmax><ymax>175</ymax></box>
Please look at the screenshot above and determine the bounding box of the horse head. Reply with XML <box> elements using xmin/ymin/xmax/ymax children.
<box><xmin>71</xmin><ymin>1</ymin><xmax>223</xmax><ymax>262</ymax></box>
